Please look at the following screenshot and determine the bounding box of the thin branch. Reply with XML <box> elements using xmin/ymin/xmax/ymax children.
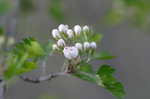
<box><xmin>0</xmin><ymin>79</ymin><xmax>6</xmax><ymax>99</ymax></box>
<box><xmin>19</xmin><ymin>72</ymin><xmax>67</xmax><ymax>84</ymax></box>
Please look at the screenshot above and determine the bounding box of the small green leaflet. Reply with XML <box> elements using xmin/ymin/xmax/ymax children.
<box><xmin>96</xmin><ymin>64</ymin><xmax>125</xmax><ymax>98</ymax></box>
<box><xmin>94</xmin><ymin>51</ymin><xmax>116</xmax><ymax>60</ymax></box>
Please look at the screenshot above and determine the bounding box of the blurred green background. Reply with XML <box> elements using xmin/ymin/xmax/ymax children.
<box><xmin>0</xmin><ymin>0</ymin><xmax>150</xmax><ymax>99</ymax></box>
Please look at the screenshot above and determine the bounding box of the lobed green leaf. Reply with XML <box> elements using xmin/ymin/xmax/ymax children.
<box><xmin>96</xmin><ymin>64</ymin><xmax>125</xmax><ymax>98</ymax></box>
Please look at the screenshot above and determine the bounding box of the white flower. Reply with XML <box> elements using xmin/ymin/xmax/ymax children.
<box><xmin>58</xmin><ymin>24</ymin><xmax>68</xmax><ymax>32</ymax></box>
<box><xmin>57</xmin><ymin>39</ymin><xmax>66</xmax><ymax>47</ymax></box>
<box><xmin>67</xmin><ymin>29</ymin><xmax>74</xmax><ymax>38</ymax></box>
<box><xmin>52</xmin><ymin>44</ymin><xmax>59</xmax><ymax>51</ymax></box>
<box><xmin>90</xmin><ymin>42</ymin><xmax>97</xmax><ymax>49</ymax></box>
<box><xmin>83</xmin><ymin>25</ymin><xmax>89</xmax><ymax>32</ymax></box>
<box><xmin>52</xmin><ymin>29</ymin><xmax>61</xmax><ymax>39</ymax></box>
<box><xmin>74</xmin><ymin>25</ymin><xmax>82</xmax><ymax>35</ymax></box>
<box><xmin>75</xmin><ymin>43</ymin><xmax>82</xmax><ymax>50</ymax></box>
<box><xmin>84</xmin><ymin>42</ymin><xmax>90</xmax><ymax>50</ymax></box>
<box><xmin>63</xmin><ymin>46</ymin><xmax>79</xmax><ymax>60</ymax></box>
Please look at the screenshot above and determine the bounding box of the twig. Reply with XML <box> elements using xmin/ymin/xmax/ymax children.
<box><xmin>19</xmin><ymin>72</ymin><xmax>67</xmax><ymax>84</ymax></box>
<box><xmin>0</xmin><ymin>78</ymin><xmax>6</xmax><ymax>99</ymax></box>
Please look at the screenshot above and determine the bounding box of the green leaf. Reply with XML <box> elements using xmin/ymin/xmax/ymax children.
<box><xmin>89</xmin><ymin>33</ymin><xmax>103</xmax><ymax>43</ymax></box>
<box><xmin>77</xmin><ymin>61</ymin><xmax>94</xmax><ymax>74</ymax></box>
<box><xmin>24</xmin><ymin>38</ymin><xmax>45</xmax><ymax>57</ymax></box>
<box><xmin>13</xmin><ymin>37</ymin><xmax>45</xmax><ymax>58</ymax></box>
<box><xmin>74</xmin><ymin>72</ymin><xmax>97</xmax><ymax>83</ymax></box>
<box><xmin>73</xmin><ymin>61</ymin><xmax>96</xmax><ymax>83</ymax></box>
<box><xmin>16</xmin><ymin>61</ymin><xmax>37</xmax><ymax>74</ymax></box>
<box><xmin>96</xmin><ymin>64</ymin><xmax>125</xmax><ymax>98</ymax></box>
<box><xmin>4</xmin><ymin>53</ymin><xmax>29</xmax><ymax>79</ymax></box>
<box><xmin>94</xmin><ymin>51</ymin><xmax>116</xmax><ymax>60</ymax></box>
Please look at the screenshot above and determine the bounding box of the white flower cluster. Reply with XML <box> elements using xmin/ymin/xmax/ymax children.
<box><xmin>51</xmin><ymin>24</ymin><xmax>96</xmax><ymax>60</ymax></box>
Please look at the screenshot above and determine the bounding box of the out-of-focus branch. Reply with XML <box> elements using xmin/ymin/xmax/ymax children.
<box><xmin>0</xmin><ymin>78</ymin><xmax>6</xmax><ymax>99</ymax></box>
<box><xmin>19</xmin><ymin>72</ymin><xmax>67</xmax><ymax>84</ymax></box>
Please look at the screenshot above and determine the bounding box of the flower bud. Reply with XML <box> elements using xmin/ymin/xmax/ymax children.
<box><xmin>57</xmin><ymin>39</ymin><xmax>66</xmax><ymax>47</ymax></box>
<box><xmin>74</xmin><ymin>25</ymin><xmax>81</xmax><ymax>35</ymax></box>
<box><xmin>52</xmin><ymin>44</ymin><xmax>59</xmax><ymax>51</ymax></box>
<box><xmin>63</xmin><ymin>46</ymin><xmax>79</xmax><ymax>60</ymax></box>
<box><xmin>84</xmin><ymin>42</ymin><xmax>90</xmax><ymax>50</ymax></box>
<box><xmin>52</xmin><ymin>29</ymin><xmax>61</xmax><ymax>39</ymax></box>
<box><xmin>83</xmin><ymin>25</ymin><xmax>89</xmax><ymax>32</ymax></box>
<box><xmin>65</xmin><ymin>25</ymin><xmax>69</xmax><ymax>29</ymax></box>
<box><xmin>90</xmin><ymin>42</ymin><xmax>97</xmax><ymax>49</ymax></box>
<box><xmin>75</xmin><ymin>43</ymin><xmax>82</xmax><ymax>50</ymax></box>
<box><xmin>58</xmin><ymin>24</ymin><xmax>68</xmax><ymax>32</ymax></box>
<box><xmin>67</xmin><ymin>29</ymin><xmax>74</xmax><ymax>38</ymax></box>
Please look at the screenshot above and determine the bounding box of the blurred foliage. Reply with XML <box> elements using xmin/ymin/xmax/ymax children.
<box><xmin>106</xmin><ymin>0</ymin><xmax>150</xmax><ymax>28</ymax></box>
<box><xmin>49</xmin><ymin>0</ymin><xmax>65</xmax><ymax>23</ymax></box>
<box><xmin>0</xmin><ymin>0</ymin><xmax>11</xmax><ymax>15</ymax></box>
<box><xmin>94</xmin><ymin>51</ymin><xmax>117</xmax><ymax>60</ymax></box>
<box><xmin>39</xmin><ymin>94</ymin><xmax>58</xmax><ymax>99</ymax></box>
<box><xmin>4</xmin><ymin>37</ymin><xmax>52</xmax><ymax>79</ymax></box>
<box><xmin>19</xmin><ymin>0</ymin><xmax>35</xmax><ymax>14</ymax></box>
<box><xmin>4</xmin><ymin>37</ymin><xmax>53</xmax><ymax>79</ymax></box>
<box><xmin>0</xmin><ymin>27</ymin><xmax>4</xmax><ymax>36</ymax></box>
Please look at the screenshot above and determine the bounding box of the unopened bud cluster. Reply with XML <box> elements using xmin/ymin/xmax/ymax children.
<box><xmin>51</xmin><ymin>24</ymin><xmax>96</xmax><ymax>60</ymax></box>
